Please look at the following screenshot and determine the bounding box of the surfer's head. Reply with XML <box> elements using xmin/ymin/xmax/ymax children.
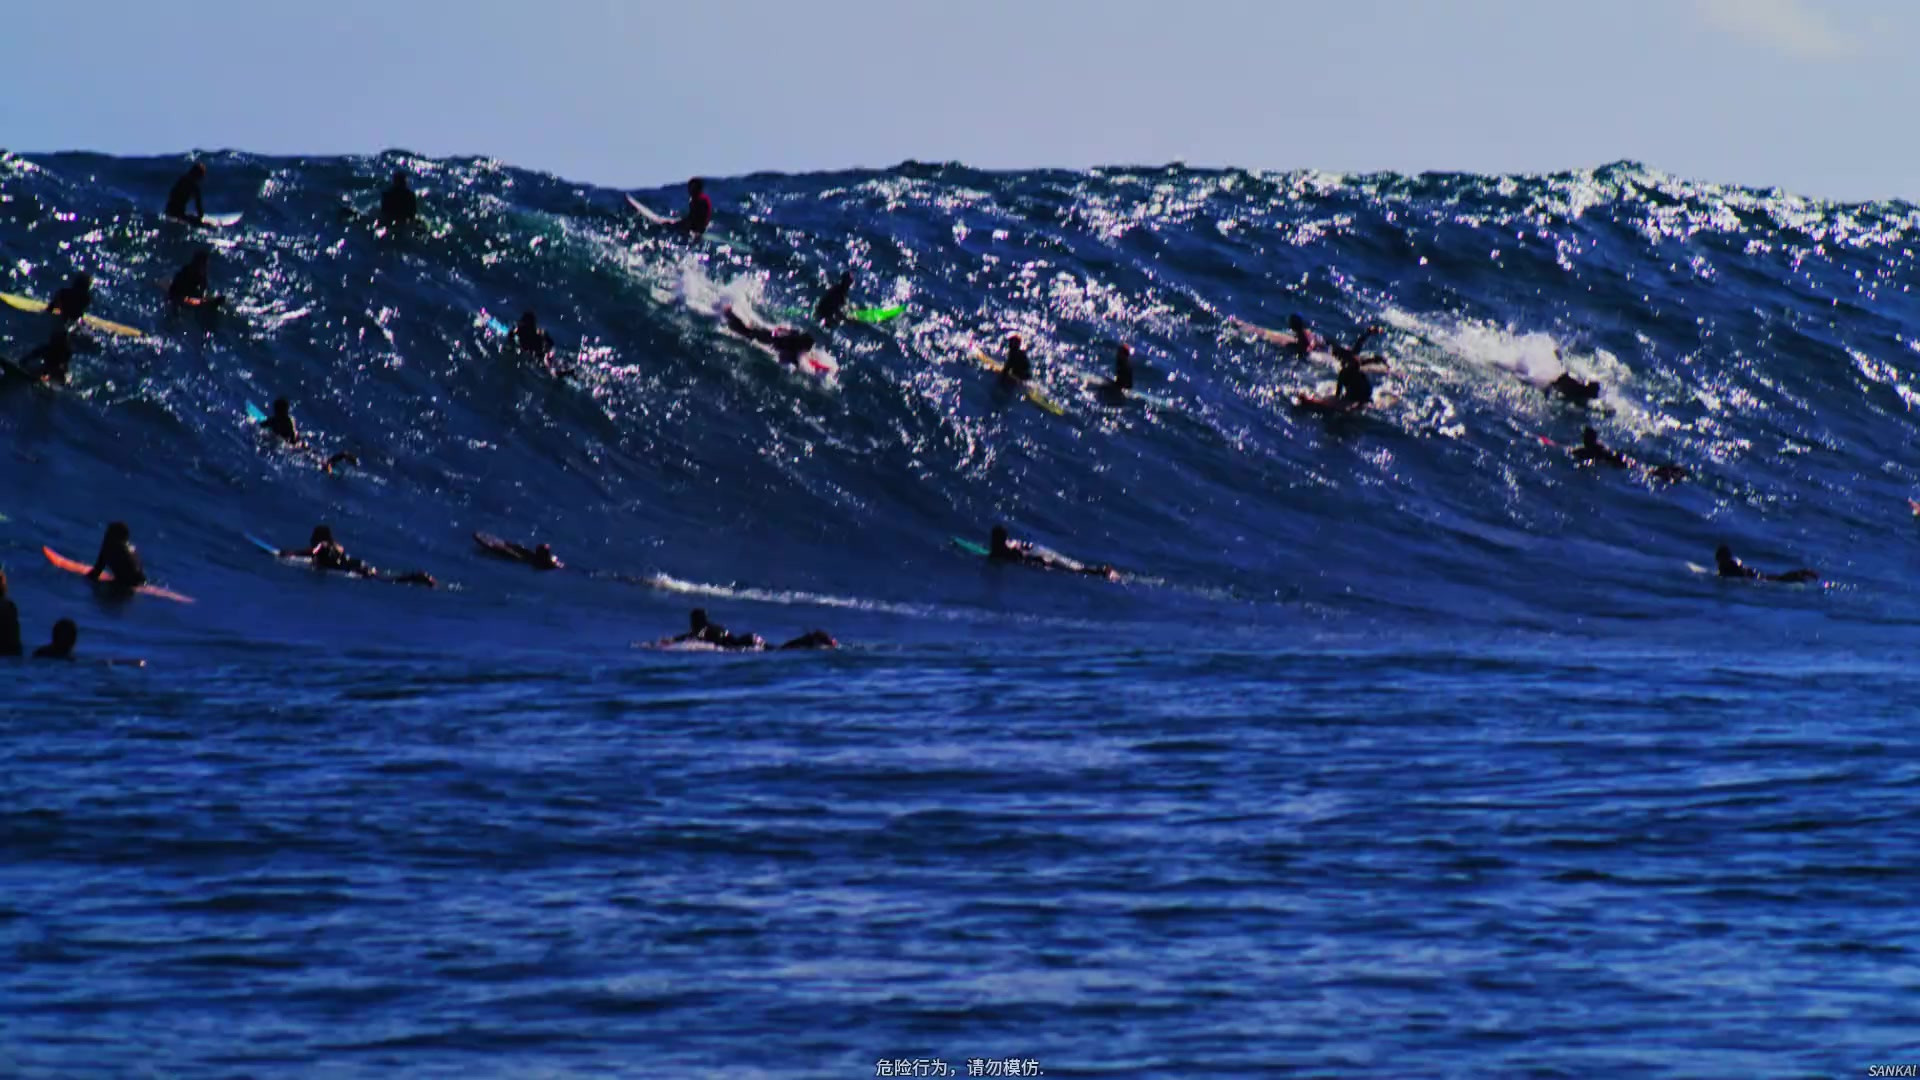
<box><xmin>190</xmin><ymin>162</ymin><xmax>207</xmax><ymax>178</ymax></box>
<box><xmin>990</xmin><ymin>524</ymin><xmax>1010</xmax><ymax>551</ymax></box>
<box><xmin>533</xmin><ymin>544</ymin><xmax>556</xmax><ymax>567</ymax></box>
<box><xmin>1115</xmin><ymin>344</ymin><xmax>1132</xmax><ymax>365</ymax></box>
<box><xmin>1289</xmin><ymin>314</ymin><xmax>1307</xmax><ymax>335</ymax></box>
<box><xmin>1715</xmin><ymin>544</ymin><xmax>1735</xmax><ymax>565</ymax></box>
<box><xmin>310</xmin><ymin>524</ymin><xmax>335</xmax><ymax>547</ymax></box>
<box><xmin>49</xmin><ymin>618</ymin><xmax>77</xmax><ymax>654</ymax></box>
<box><xmin>839</xmin><ymin>271</ymin><xmax>854</xmax><ymax>287</ymax></box>
<box><xmin>519</xmin><ymin>310</ymin><xmax>537</xmax><ymax>328</ymax></box>
<box><xmin>273</xmin><ymin>398</ymin><xmax>291</xmax><ymax>417</ymax></box>
<box><xmin>689</xmin><ymin>608</ymin><xmax>710</xmax><ymax>631</ymax></box>
<box><xmin>1006</xmin><ymin>333</ymin><xmax>1023</xmax><ymax>352</ymax></box>
<box><xmin>392</xmin><ymin>170</ymin><xmax>408</xmax><ymax>188</ymax></box>
<box><xmin>1581</xmin><ymin>426</ymin><xmax>1599</xmax><ymax>447</ymax></box>
<box><xmin>105</xmin><ymin>522</ymin><xmax>131</xmax><ymax>544</ymax></box>
<box><xmin>688</xmin><ymin>177</ymin><xmax>704</xmax><ymax>196</ymax></box>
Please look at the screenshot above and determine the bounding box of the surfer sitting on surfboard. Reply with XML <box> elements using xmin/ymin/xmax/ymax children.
<box><xmin>815</xmin><ymin>271</ymin><xmax>855</xmax><ymax>328</ymax></box>
<box><xmin>1715</xmin><ymin>544</ymin><xmax>1818</xmax><ymax>584</ymax></box>
<box><xmin>87</xmin><ymin>523</ymin><xmax>149</xmax><ymax>594</ymax></box>
<box><xmin>723</xmin><ymin>306</ymin><xmax>817</xmax><ymax>367</ymax></box>
<box><xmin>1096</xmin><ymin>344</ymin><xmax>1135</xmax><ymax>397</ymax></box>
<box><xmin>48</xmin><ymin>273</ymin><xmax>92</xmax><ymax>325</ymax></box>
<box><xmin>663</xmin><ymin>608</ymin><xmax>837</xmax><ymax>651</ymax></box>
<box><xmin>510</xmin><ymin>311</ymin><xmax>556</xmax><ymax>357</ymax></box>
<box><xmin>167</xmin><ymin>250</ymin><xmax>221</xmax><ymax>310</ymax></box>
<box><xmin>165</xmin><ymin>162</ymin><xmax>208</xmax><ymax>225</ymax></box>
<box><xmin>377</xmin><ymin>171</ymin><xmax>418</xmax><ymax>229</ymax></box>
<box><xmin>679</xmin><ymin>178</ymin><xmax>713</xmax><ymax>238</ymax></box>
<box><xmin>988</xmin><ymin>525</ymin><xmax>1119</xmax><ymax>580</ymax></box>
<box><xmin>997</xmin><ymin>334</ymin><xmax>1035</xmax><ymax>388</ymax></box>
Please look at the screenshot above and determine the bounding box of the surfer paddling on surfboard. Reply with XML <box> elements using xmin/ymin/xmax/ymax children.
<box><xmin>723</xmin><ymin>306</ymin><xmax>817</xmax><ymax>368</ymax></box>
<box><xmin>165</xmin><ymin>162</ymin><xmax>208</xmax><ymax>225</ymax></box>
<box><xmin>1715</xmin><ymin>544</ymin><xmax>1818</xmax><ymax>584</ymax></box>
<box><xmin>271</xmin><ymin>525</ymin><xmax>437</xmax><ymax>587</ymax></box>
<box><xmin>473</xmin><ymin>533</ymin><xmax>562</xmax><ymax>570</ymax></box>
<box><xmin>658</xmin><ymin>608</ymin><xmax>837</xmax><ymax>651</ymax></box>
<box><xmin>255</xmin><ymin>398</ymin><xmax>359</xmax><ymax>473</ymax></box>
<box><xmin>987</xmin><ymin>525</ymin><xmax>1120</xmax><ymax>580</ymax></box>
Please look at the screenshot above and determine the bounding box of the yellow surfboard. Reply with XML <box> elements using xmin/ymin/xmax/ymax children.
<box><xmin>971</xmin><ymin>349</ymin><xmax>1065</xmax><ymax>415</ymax></box>
<box><xmin>1</xmin><ymin>292</ymin><xmax>145</xmax><ymax>338</ymax></box>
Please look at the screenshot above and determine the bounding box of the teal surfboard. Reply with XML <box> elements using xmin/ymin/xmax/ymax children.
<box><xmin>951</xmin><ymin>536</ymin><xmax>990</xmax><ymax>557</ymax></box>
<box><xmin>245</xmin><ymin>401</ymin><xmax>269</xmax><ymax>423</ymax></box>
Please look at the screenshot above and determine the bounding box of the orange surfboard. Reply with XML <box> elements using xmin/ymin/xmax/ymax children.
<box><xmin>42</xmin><ymin>546</ymin><xmax>194</xmax><ymax>603</ymax></box>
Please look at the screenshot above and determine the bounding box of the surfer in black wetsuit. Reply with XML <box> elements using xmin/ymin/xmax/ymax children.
<box><xmin>0</xmin><ymin>570</ymin><xmax>21</xmax><ymax>658</ymax></box>
<box><xmin>265</xmin><ymin>398</ymin><xmax>301</xmax><ymax>445</ymax></box>
<box><xmin>86</xmin><ymin>522</ymin><xmax>148</xmax><ymax>593</ymax></box>
<box><xmin>1714</xmin><ymin>544</ymin><xmax>1818</xmax><ymax>584</ymax></box>
<box><xmin>670</xmin><ymin>608</ymin><xmax>764</xmax><ymax>649</ymax></box>
<box><xmin>510</xmin><ymin>311</ymin><xmax>555</xmax><ymax>357</ymax></box>
<box><xmin>284</xmin><ymin>525</ymin><xmax>436</xmax><ymax>587</ymax></box>
<box><xmin>1566</xmin><ymin>426</ymin><xmax>1688</xmax><ymax>480</ymax></box>
<box><xmin>987</xmin><ymin>524</ymin><xmax>1119</xmax><ymax>580</ymax></box>
<box><xmin>998</xmin><ymin>334</ymin><xmax>1033</xmax><ymax>388</ymax></box>
<box><xmin>17</xmin><ymin>323</ymin><xmax>74</xmax><ymax>384</ymax></box>
<box><xmin>475</xmin><ymin>534</ymin><xmax>562</xmax><ymax>570</ymax></box>
<box><xmin>1334</xmin><ymin>352</ymin><xmax>1374</xmax><ymax>409</ymax></box>
<box><xmin>1093</xmin><ymin>343</ymin><xmax>1136</xmax><ymax>399</ymax></box>
<box><xmin>165</xmin><ymin>162</ymin><xmax>208</xmax><ymax>224</ymax></box>
<box><xmin>815</xmin><ymin>271</ymin><xmax>854</xmax><ymax>327</ymax></box>
<box><xmin>723</xmin><ymin>306</ymin><xmax>816</xmax><ymax>366</ymax></box>
<box><xmin>1547</xmin><ymin>371</ymin><xmax>1602</xmax><ymax>405</ymax></box>
<box><xmin>48</xmin><ymin>273</ymin><xmax>92</xmax><ymax>324</ymax></box>
<box><xmin>255</xmin><ymin>398</ymin><xmax>358</xmax><ymax>473</ymax></box>
<box><xmin>1109</xmin><ymin>344</ymin><xmax>1134</xmax><ymax>390</ymax></box>
<box><xmin>1572</xmin><ymin>426</ymin><xmax>1628</xmax><ymax>468</ymax></box>
<box><xmin>168</xmin><ymin>250</ymin><xmax>219</xmax><ymax>309</ymax></box>
<box><xmin>377</xmin><ymin>170</ymin><xmax>418</xmax><ymax>228</ymax></box>
<box><xmin>664</xmin><ymin>608</ymin><xmax>837</xmax><ymax>650</ymax></box>
<box><xmin>679</xmin><ymin>178</ymin><xmax>713</xmax><ymax>238</ymax></box>
<box><xmin>32</xmin><ymin>618</ymin><xmax>78</xmax><ymax>661</ymax></box>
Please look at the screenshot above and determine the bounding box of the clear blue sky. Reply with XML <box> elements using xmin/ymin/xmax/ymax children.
<box><xmin>4</xmin><ymin>0</ymin><xmax>1912</xmax><ymax>201</ymax></box>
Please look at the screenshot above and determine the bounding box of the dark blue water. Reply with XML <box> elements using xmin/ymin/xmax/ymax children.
<box><xmin>3</xmin><ymin>152</ymin><xmax>1919</xmax><ymax>1076</ymax></box>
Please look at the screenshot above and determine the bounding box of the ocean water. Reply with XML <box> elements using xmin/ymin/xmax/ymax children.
<box><xmin>3</xmin><ymin>152</ymin><xmax>1918</xmax><ymax>1076</ymax></box>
